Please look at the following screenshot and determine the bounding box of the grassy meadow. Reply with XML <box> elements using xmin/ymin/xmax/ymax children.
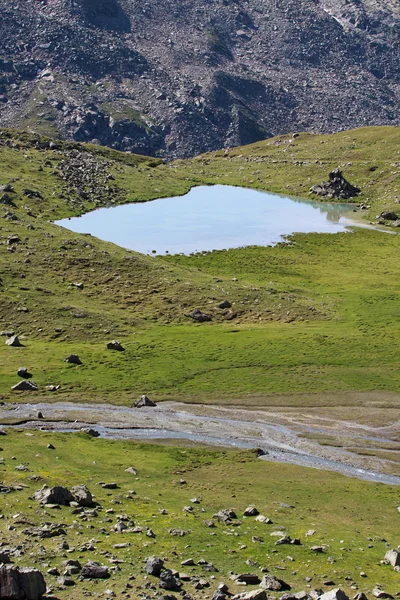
<box><xmin>0</xmin><ymin>429</ymin><xmax>399</xmax><ymax>597</ymax></box>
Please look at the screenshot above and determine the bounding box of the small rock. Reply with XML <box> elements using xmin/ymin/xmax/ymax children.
<box><xmin>187</xmin><ymin>309</ymin><xmax>212</xmax><ymax>322</ymax></box>
<box><xmin>125</xmin><ymin>467</ymin><xmax>137</xmax><ymax>475</ymax></box>
<box><xmin>17</xmin><ymin>367</ymin><xmax>31</xmax><ymax>378</ymax></box>
<box><xmin>81</xmin><ymin>428</ymin><xmax>100</xmax><ymax>437</ymax></box>
<box><xmin>6</xmin><ymin>336</ymin><xmax>23</xmax><ymax>347</ymax></box>
<box><xmin>243</xmin><ymin>506</ymin><xmax>259</xmax><ymax>517</ymax></box>
<box><xmin>106</xmin><ymin>340</ymin><xmax>125</xmax><ymax>351</ymax></box>
<box><xmin>64</xmin><ymin>354</ymin><xmax>82</xmax><ymax>365</ymax></box>
<box><xmin>133</xmin><ymin>395</ymin><xmax>157</xmax><ymax>408</ymax></box>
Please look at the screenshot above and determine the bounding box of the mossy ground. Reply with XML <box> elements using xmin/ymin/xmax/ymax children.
<box><xmin>1</xmin><ymin>429</ymin><xmax>399</xmax><ymax>598</ymax></box>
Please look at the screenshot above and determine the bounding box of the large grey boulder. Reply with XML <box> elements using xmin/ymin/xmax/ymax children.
<box><xmin>232</xmin><ymin>590</ymin><xmax>268</xmax><ymax>600</ymax></box>
<box><xmin>385</xmin><ymin>548</ymin><xmax>400</xmax><ymax>567</ymax></box>
<box><xmin>187</xmin><ymin>309</ymin><xmax>212</xmax><ymax>322</ymax></box>
<box><xmin>71</xmin><ymin>484</ymin><xmax>93</xmax><ymax>507</ymax></box>
<box><xmin>318</xmin><ymin>590</ymin><xmax>350</xmax><ymax>600</ymax></box>
<box><xmin>159</xmin><ymin>569</ymin><xmax>181</xmax><ymax>590</ymax></box>
<box><xmin>310</xmin><ymin>169</ymin><xmax>360</xmax><ymax>200</ymax></box>
<box><xmin>34</xmin><ymin>485</ymin><xmax>73</xmax><ymax>506</ymax></box>
<box><xmin>261</xmin><ymin>574</ymin><xmax>291</xmax><ymax>591</ymax></box>
<box><xmin>81</xmin><ymin>561</ymin><xmax>109</xmax><ymax>579</ymax></box>
<box><xmin>213</xmin><ymin>508</ymin><xmax>237</xmax><ymax>523</ymax></box>
<box><xmin>0</xmin><ymin>565</ymin><xmax>46</xmax><ymax>600</ymax></box>
<box><xmin>11</xmin><ymin>381</ymin><xmax>38</xmax><ymax>391</ymax></box>
<box><xmin>134</xmin><ymin>395</ymin><xmax>157</xmax><ymax>408</ymax></box>
<box><xmin>145</xmin><ymin>556</ymin><xmax>164</xmax><ymax>576</ymax></box>
<box><xmin>6</xmin><ymin>336</ymin><xmax>23</xmax><ymax>347</ymax></box>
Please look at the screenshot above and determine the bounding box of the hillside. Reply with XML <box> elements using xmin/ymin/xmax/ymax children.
<box><xmin>0</xmin><ymin>0</ymin><xmax>399</xmax><ymax>158</ymax></box>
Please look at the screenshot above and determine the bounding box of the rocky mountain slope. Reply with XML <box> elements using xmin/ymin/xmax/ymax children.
<box><xmin>0</xmin><ymin>0</ymin><xmax>399</xmax><ymax>158</ymax></box>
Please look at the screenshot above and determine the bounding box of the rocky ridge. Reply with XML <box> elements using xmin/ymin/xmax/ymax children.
<box><xmin>0</xmin><ymin>0</ymin><xmax>399</xmax><ymax>158</ymax></box>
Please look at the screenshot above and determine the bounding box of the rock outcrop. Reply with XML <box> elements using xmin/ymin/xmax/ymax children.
<box><xmin>0</xmin><ymin>566</ymin><xmax>46</xmax><ymax>600</ymax></box>
<box><xmin>310</xmin><ymin>169</ymin><xmax>361</xmax><ymax>200</ymax></box>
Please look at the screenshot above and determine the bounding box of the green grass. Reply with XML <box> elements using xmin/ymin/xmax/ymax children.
<box><xmin>0</xmin><ymin>429</ymin><xmax>399</xmax><ymax>598</ymax></box>
<box><xmin>0</xmin><ymin>127</ymin><xmax>400</xmax><ymax>405</ymax></box>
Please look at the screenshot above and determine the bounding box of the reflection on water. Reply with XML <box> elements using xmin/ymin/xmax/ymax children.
<box><xmin>55</xmin><ymin>184</ymin><xmax>355</xmax><ymax>255</ymax></box>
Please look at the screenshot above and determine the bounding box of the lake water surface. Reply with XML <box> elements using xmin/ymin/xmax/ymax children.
<box><xmin>56</xmin><ymin>185</ymin><xmax>357</xmax><ymax>254</ymax></box>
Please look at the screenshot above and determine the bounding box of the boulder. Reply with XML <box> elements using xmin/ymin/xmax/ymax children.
<box><xmin>125</xmin><ymin>467</ymin><xmax>137</xmax><ymax>475</ymax></box>
<box><xmin>187</xmin><ymin>309</ymin><xmax>212</xmax><ymax>322</ymax></box>
<box><xmin>232</xmin><ymin>590</ymin><xmax>268</xmax><ymax>600</ymax></box>
<box><xmin>81</xmin><ymin>428</ymin><xmax>100</xmax><ymax>437</ymax></box>
<box><xmin>310</xmin><ymin>169</ymin><xmax>360</xmax><ymax>200</ymax></box>
<box><xmin>218</xmin><ymin>300</ymin><xmax>232</xmax><ymax>309</ymax></box>
<box><xmin>65</xmin><ymin>354</ymin><xmax>82</xmax><ymax>365</ymax></box>
<box><xmin>7</xmin><ymin>236</ymin><xmax>20</xmax><ymax>245</ymax></box>
<box><xmin>385</xmin><ymin>548</ymin><xmax>400</xmax><ymax>567</ymax></box>
<box><xmin>106</xmin><ymin>340</ymin><xmax>125</xmax><ymax>351</ymax></box>
<box><xmin>81</xmin><ymin>561</ymin><xmax>109</xmax><ymax>579</ymax></box>
<box><xmin>235</xmin><ymin>573</ymin><xmax>261</xmax><ymax>585</ymax></box>
<box><xmin>5</xmin><ymin>336</ymin><xmax>22</xmax><ymax>347</ymax></box>
<box><xmin>373</xmin><ymin>591</ymin><xmax>394</xmax><ymax>599</ymax></box>
<box><xmin>0</xmin><ymin>565</ymin><xmax>46</xmax><ymax>600</ymax></box>
<box><xmin>213</xmin><ymin>508</ymin><xmax>237</xmax><ymax>523</ymax></box>
<box><xmin>17</xmin><ymin>367</ymin><xmax>32</xmax><ymax>378</ymax></box>
<box><xmin>243</xmin><ymin>506</ymin><xmax>259</xmax><ymax>517</ymax></box>
<box><xmin>319</xmin><ymin>590</ymin><xmax>350</xmax><ymax>600</ymax></box>
<box><xmin>33</xmin><ymin>485</ymin><xmax>73</xmax><ymax>506</ymax></box>
<box><xmin>145</xmin><ymin>556</ymin><xmax>164</xmax><ymax>576</ymax></box>
<box><xmin>71</xmin><ymin>484</ymin><xmax>93</xmax><ymax>507</ymax></box>
<box><xmin>261</xmin><ymin>574</ymin><xmax>291</xmax><ymax>591</ymax></box>
<box><xmin>159</xmin><ymin>569</ymin><xmax>181</xmax><ymax>590</ymax></box>
<box><xmin>380</xmin><ymin>211</ymin><xmax>399</xmax><ymax>221</ymax></box>
<box><xmin>11</xmin><ymin>380</ymin><xmax>38</xmax><ymax>391</ymax></box>
<box><xmin>133</xmin><ymin>395</ymin><xmax>157</xmax><ymax>408</ymax></box>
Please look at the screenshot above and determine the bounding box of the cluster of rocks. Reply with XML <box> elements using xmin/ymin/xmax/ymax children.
<box><xmin>310</xmin><ymin>169</ymin><xmax>361</xmax><ymax>200</ymax></box>
<box><xmin>56</xmin><ymin>149</ymin><xmax>125</xmax><ymax>210</ymax></box>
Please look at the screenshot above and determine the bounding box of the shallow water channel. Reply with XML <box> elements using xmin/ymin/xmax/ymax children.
<box><xmin>56</xmin><ymin>185</ymin><xmax>357</xmax><ymax>254</ymax></box>
<box><xmin>2</xmin><ymin>402</ymin><xmax>400</xmax><ymax>486</ymax></box>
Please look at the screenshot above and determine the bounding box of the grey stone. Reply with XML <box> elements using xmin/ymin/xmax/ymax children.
<box><xmin>106</xmin><ymin>340</ymin><xmax>125</xmax><ymax>351</ymax></box>
<box><xmin>243</xmin><ymin>506</ymin><xmax>259</xmax><ymax>517</ymax></box>
<box><xmin>33</xmin><ymin>485</ymin><xmax>73</xmax><ymax>506</ymax></box>
<box><xmin>133</xmin><ymin>395</ymin><xmax>157</xmax><ymax>408</ymax></box>
<box><xmin>260</xmin><ymin>574</ymin><xmax>291</xmax><ymax>591</ymax></box>
<box><xmin>11</xmin><ymin>380</ymin><xmax>38</xmax><ymax>391</ymax></box>
<box><xmin>187</xmin><ymin>309</ymin><xmax>212</xmax><ymax>322</ymax></box>
<box><xmin>319</xmin><ymin>590</ymin><xmax>350</xmax><ymax>600</ymax></box>
<box><xmin>64</xmin><ymin>354</ymin><xmax>82</xmax><ymax>365</ymax></box>
<box><xmin>0</xmin><ymin>565</ymin><xmax>46</xmax><ymax>600</ymax></box>
<box><xmin>232</xmin><ymin>590</ymin><xmax>268</xmax><ymax>600</ymax></box>
<box><xmin>81</xmin><ymin>428</ymin><xmax>100</xmax><ymax>437</ymax></box>
<box><xmin>159</xmin><ymin>569</ymin><xmax>181</xmax><ymax>590</ymax></box>
<box><xmin>145</xmin><ymin>555</ymin><xmax>164</xmax><ymax>576</ymax></box>
<box><xmin>385</xmin><ymin>548</ymin><xmax>400</xmax><ymax>567</ymax></box>
<box><xmin>71</xmin><ymin>484</ymin><xmax>93</xmax><ymax>506</ymax></box>
<box><xmin>81</xmin><ymin>561</ymin><xmax>109</xmax><ymax>579</ymax></box>
<box><xmin>6</xmin><ymin>336</ymin><xmax>22</xmax><ymax>347</ymax></box>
